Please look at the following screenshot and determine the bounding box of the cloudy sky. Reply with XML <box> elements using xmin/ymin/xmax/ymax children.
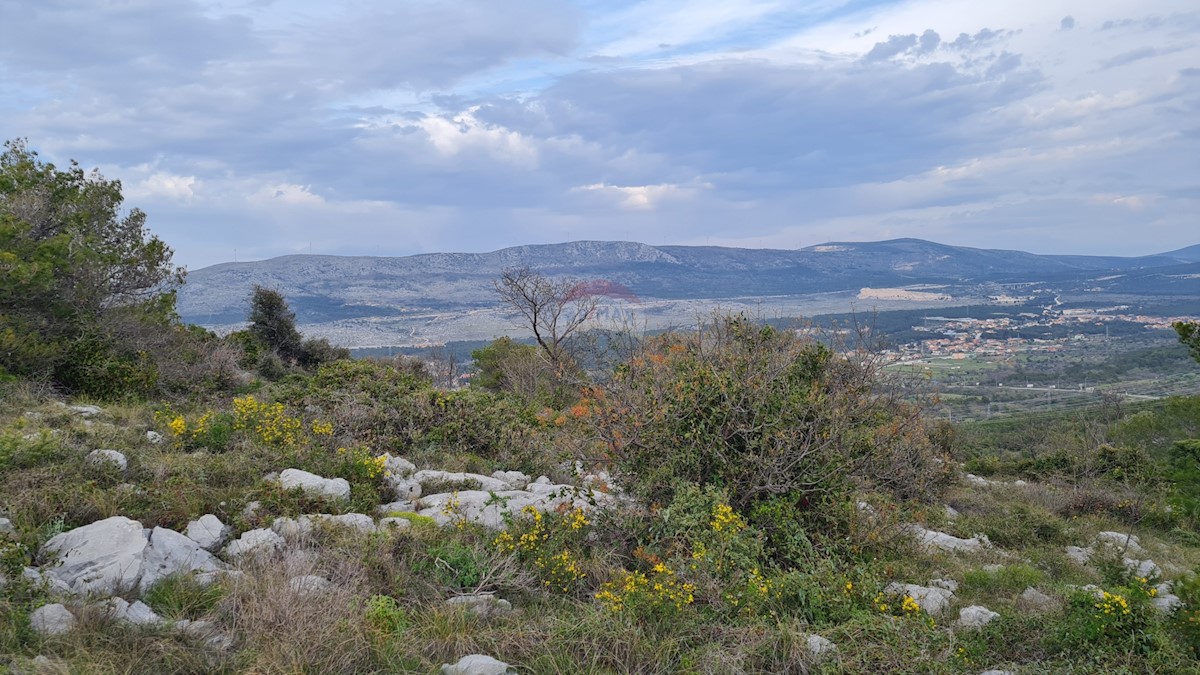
<box><xmin>1</xmin><ymin>0</ymin><xmax>1196</xmax><ymax>269</ymax></box>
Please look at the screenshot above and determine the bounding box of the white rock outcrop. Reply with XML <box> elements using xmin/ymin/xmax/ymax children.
<box><xmin>446</xmin><ymin>593</ymin><xmax>512</xmax><ymax>618</ymax></box>
<box><xmin>42</xmin><ymin>516</ymin><xmax>149</xmax><ymax>596</ymax></box>
<box><xmin>138</xmin><ymin>526</ymin><xmax>226</xmax><ymax>593</ymax></box>
<box><xmin>417</xmin><ymin>485</ymin><xmax>609</xmax><ymax>530</ymax></box>
<box><xmin>806</xmin><ymin>634</ymin><xmax>838</xmax><ymax>661</ymax></box>
<box><xmin>279</xmin><ymin>469</ymin><xmax>351</xmax><ymax>502</ymax></box>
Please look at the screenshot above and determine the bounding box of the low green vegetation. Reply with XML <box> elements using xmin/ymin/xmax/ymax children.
<box><xmin>2</xmin><ymin>138</ymin><xmax>1200</xmax><ymax>672</ymax></box>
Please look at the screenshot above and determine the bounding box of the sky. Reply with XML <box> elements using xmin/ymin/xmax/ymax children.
<box><xmin>0</xmin><ymin>0</ymin><xmax>1196</xmax><ymax>270</ymax></box>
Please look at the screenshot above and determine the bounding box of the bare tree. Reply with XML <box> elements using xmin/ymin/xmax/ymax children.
<box><xmin>493</xmin><ymin>265</ymin><xmax>599</xmax><ymax>372</ymax></box>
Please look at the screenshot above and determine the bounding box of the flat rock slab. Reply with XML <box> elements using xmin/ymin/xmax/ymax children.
<box><xmin>139</xmin><ymin>526</ymin><xmax>226</xmax><ymax>594</ymax></box>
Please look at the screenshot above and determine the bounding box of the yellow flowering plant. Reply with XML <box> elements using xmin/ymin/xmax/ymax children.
<box><xmin>493</xmin><ymin>505</ymin><xmax>591</xmax><ymax>594</ymax></box>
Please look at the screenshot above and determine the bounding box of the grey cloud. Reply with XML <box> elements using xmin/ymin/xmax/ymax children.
<box><xmin>948</xmin><ymin>28</ymin><xmax>1013</xmax><ymax>51</ymax></box>
<box><xmin>918</xmin><ymin>30</ymin><xmax>941</xmax><ymax>53</ymax></box>
<box><xmin>1060</xmin><ymin>16</ymin><xmax>1075</xmax><ymax>31</ymax></box>
<box><xmin>1100</xmin><ymin>47</ymin><xmax>1159</xmax><ymax>69</ymax></box>
<box><xmin>864</xmin><ymin>34</ymin><xmax>919</xmax><ymax>62</ymax></box>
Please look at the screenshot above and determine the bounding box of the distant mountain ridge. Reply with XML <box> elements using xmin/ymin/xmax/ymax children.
<box><xmin>176</xmin><ymin>238</ymin><xmax>1200</xmax><ymax>344</ymax></box>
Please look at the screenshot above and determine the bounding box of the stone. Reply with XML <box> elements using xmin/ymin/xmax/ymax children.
<box><xmin>279</xmin><ymin>468</ymin><xmax>351</xmax><ymax>502</ymax></box>
<box><xmin>0</xmin><ymin>517</ymin><xmax>13</xmax><ymax>537</ymax></box>
<box><xmin>1017</xmin><ymin>587</ymin><xmax>1057</xmax><ymax>612</ymax></box>
<box><xmin>963</xmin><ymin>473</ymin><xmax>995</xmax><ymax>486</ymax></box>
<box><xmin>86</xmin><ymin>449</ymin><xmax>127</xmax><ymax>474</ymax></box>
<box><xmin>1097</xmin><ymin>531</ymin><xmax>1145</xmax><ymax>555</ymax></box>
<box><xmin>380</xmin><ymin>453</ymin><xmax>416</xmax><ymax>477</ymax></box>
<box><xmin>223</xmin><ymin>528</ymin><xmax>285</xmax><ymax>560</ymax></box>
<box><xmin>138</xmin><ymin>526</ymin><xmax>226</xmax><ymax>594</ymax></box>
<box><xmin>446</xmin><ymin>593</ymin><xmax>513</xmax><ymax>618</ymax></box>
<box><xmin>318</xmin><ymin>513</ymin><xmax>376</xmax><ymax>533</ymax></box>
<box><xmin>1153</xmin><ymin>592</ymin><xmax>1182</xmax><ymax>614</ymax></box>
<box><xmin>1125</xmin><ymin>558</ymin><xmax>1161</xmax><ymax>579</ymax></box>
<box><xmin>413</xmin><ymin>469</ymin><xmax>511</xmax><ymax>493</ymax></box>
<box><xmin>378</xmin><ymin>501</ymin><xmax>417</xmax><ymax>515</ymax></box>
<box><xmin>908</xmin><ymin>525</ymin><xmax>988</xmax><ymax>553</ymax></box>
<box><xmin>944</xmin><ymin>505</ymin><xmax>960</xmax><ymax>520</ymax></box>
<box><xmin>288</xmin><ymin>575</ymin><xmax>332</xmax><ymax>597</ymax></box>
<box><xmin>883</xmin><ymin>582</ymin><xmax>955</xmax><ymax>617</ymax></box>
<box><xmin>386</xmin><ymin>476</ymin><xmax>422</xmax><ymax>501</ymax></box>
<box><xmin>146</xmin><ymin>430</ymin><xmax>164</xmax><ymax>444</ymax></box>
<box><xmin>930</xmin><ymin>578</ymin><xmax>959</xmax><ymax>593</ymax></box>
<box><xmin>22</xmin><ymin>567</ymin><xmax>72</xmax><ymax>594</ymax></box>
<box><xmin>956</xmin><ymin>605</ymin><xmax>1000</xmax><ymax>629</ymax></box>
<box><xmin>978</xmin><ymin>671</ymin><xmax>1015</xmax><ymax>675</ymax></box>
<box><xmin>67</xmin><ymin>404</ymin><xmax>103</xmax><ymax>418</ymax></box>
<box><xmin>241</xmin><ymin>501</ymin><xmax>262</xmax><ymax>520</ymax></box>
<box><xmin>806</xmin><ymin>634</ymin><xmax>838</xmax><ymax>661</ymax></box>
<box><xmin>380</xmin><ymin>517</ymin><xmax>413</xmax><ymax>531</ymax></box>
<box><xmin>271</xmin><ymin>517</ymin><xmax>315</xmax><ymax>539</ymax></box>
<box><xmin>30</xmin><ymin>604</ymin><xmax>76</xmax><ymax>635</ymax></box>
<box><xmin>491</xmin><ymin>470</ymin><xmax>531</xmax><ymax>490</ymax></box>
<box><xmin>124</xmin><ymin>600</ymin><xmax>165</xmax><ymax>626</ymax></box>
<box><xmin>418</xmin><ymin>485</ymin><xmax>610</xmax><ymax>530</ymax></box>
<box><xmin>42</xmin><ymin>516</ymin><xmax>149</xmax><ymax>596</ymax></box>
<box><xmin>1012</xmin><ymin>479</ymin><xmax>1027</xmax><ymax>487</ymax></box>
<box><xmin>1065</xmin><ymin>546</ymin><xmax>1091</xmax><ymax>565</ymax></box>
<box><xmin>441</xmin><ymin>654</ymin><xmax>513</xmax><ymax>675</ymax></box>
<box><xmin>186</xmin><ymin>515</ymin><xmax>232</xmax><ymax>552</ymax></box>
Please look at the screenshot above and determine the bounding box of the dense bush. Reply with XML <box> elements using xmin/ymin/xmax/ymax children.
<box><xmin>582</xmin><ymin>315</ymin><xmax>951</xmax><ymax>557</ymax></box>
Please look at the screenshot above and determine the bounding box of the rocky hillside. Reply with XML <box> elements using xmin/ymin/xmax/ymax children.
<box><xmin>176</xmin><ymin>239</ymin><xmax>1199</xmax><ymax>347</ymax></box>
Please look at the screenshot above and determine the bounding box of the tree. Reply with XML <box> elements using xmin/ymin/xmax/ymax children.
<box><xmin>0</xmin><ymin>138</ymin><xmax>183</xmax><ymax>396</ymax></box>
<box><xmin>1176</xmin><ymin>321</ymin><xmax>1200</xmax><ymax>364</ymax></box>
<box><xmin>493</xmin><ymin>265</ymin><xmax>598</xmax><ymax>372</ymax></box>
<box><xmin>247</xmin><ymin>286</ymin><xmax>303</xmax><ymax>362</ymax></box>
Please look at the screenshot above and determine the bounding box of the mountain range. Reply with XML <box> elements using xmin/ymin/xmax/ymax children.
<box><xmin>176</xmin><ymin>238</ymin><xmax>1200</xmax><ymax>347</ymax></box>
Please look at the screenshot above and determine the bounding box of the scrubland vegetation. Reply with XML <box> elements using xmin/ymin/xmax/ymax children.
<box><xmin>4</xmin><ymin>139</ymin><xmax>1200</xmax><ymax>673</ymax></box>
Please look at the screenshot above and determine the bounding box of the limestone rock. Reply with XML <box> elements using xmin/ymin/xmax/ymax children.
<box><xmin>288</xmin><ymin>575</ymin><xmax>332</xmax><ymax>597</ymax></box>
<box><xmin>956</xmin><ymin>605</ymin><xmax>1000</xmax><ymax>629</ymax></box>
<box><xmin>491</xmin><ymin>470</ymin><xmax>531</xmax><ymax>490</ymax></box>
<box><xmin>272</xmin><ymin>514</ymin><xmax>376</xmax><ymax>540</ymax></box>
<box><xmin>385</xmin><ymin>476</ymin><xmax>422</xmax><ymax>501</ymax></box>
<box><xmin>1097</xmin><ymin>531</ymin><xmax>1145</xmax><ymax>555</ymax></box>
<box><xmin>100</xmin><ymin>597</ymin><xmax>164</xmax><ymax>626</ymax></box>
<box><xmin>441</xmin><ymin>654</ymin><xmax>513</xmax><ymax>675</ymax></box>
<box><xmin>378</xmin><ymin>501</ymin><xmax>417</xmax><ymax>515</ymax></box>
<box><xmin>883</xmin><ymin>582</ymin><xmax>955</xmax><ymax>617</ymax></box>
<box><xmin>42</xmin><ymin>516</ymin><xmax>149</xmax><ymax>596</ymax></box>
<box><xmin>0</xmin><ymin>517</ymin><xmax>13</xmax><ymax>538</ymax></box>
<box><xmin>806</xmin><ymin>634</ymin><xmax>838</xmax><ymax>661</ymax></box>
<box><xmin>446</xmin><ymin>593</ymin><xmax>513</xmax><ymax>618</ymax></box>
<box><xmin>1125</xmin><ymin>558</ymin><xmax>1161</xmax><ymax>579</ymax></box>
<box><xmin>146</xmin><ymin>430</ymin><xmax>164</xmax><ymax>444</ymax></box>
<box><xmin>944</xmin><ymin>505</ymin><xmax>960</xmax><ymax>520</ymax></box>
<box><xmin>86</xmin><ymin>449</ymin><xmax>127</xmax><ymax>474</ymax></box>
<box><xmin>930</xmin><ymin>578</ymin><xmax>959</xmax><ymax>593</ymax></box>
<box><xmin>30</xmin><ymin>604</ymin><xmax>76</xmax><ymax>635</ymax></box>
<box><xmin>279</xmin><ymin>468</ymin><xmax>351</xmax><ymax>502</ymax></box>
<box><xmin>1017</xmin><ymin>587</ymin><xmax>1057</xmax><ymax>612</ymax></box>
<box><xmin>380</xmin><ymin>517</ymin><xmax>413</xmax><ymax>531</ymax></box>
<box><xmin>380</xmin><ymin>453</ymin><xmax>416</xmax><ymax>477</ymax></box>
<box><xmin>908</xmin><ymin>525</ymin><xmax>988</xmax><ymax>553</ymax></box>
<box><xmin>418</xmin><ymin>485</ymin><xmax>609</xmax><ymax>530</ymax></box>
<box><xmin>1065</xmin><ymin>546</ymin><xmax>1091</xmax><ymax>565</ymax></box>
<box><xmin>186</xmin><ymin>515</ymin><xmax>232</xmax><ymax>552</ymax></box>
<box><xmin>67</xmin><ymin>404</ymin><xmax>103</xmax><ymax>418</ymax></box>
<box><xmin>224</xmin><ymin>528</ymin><xmax>284</xmax><ymax>560</ymax></box>
<box><xmin>139</xmin><ymin>526</ymin><xmax>226</xmax><ymax>594</ymax></box>
<box><xmin>413</xmin><ymin>470</ymin><xmax>511</xmax><ymax>493</ymax></box>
